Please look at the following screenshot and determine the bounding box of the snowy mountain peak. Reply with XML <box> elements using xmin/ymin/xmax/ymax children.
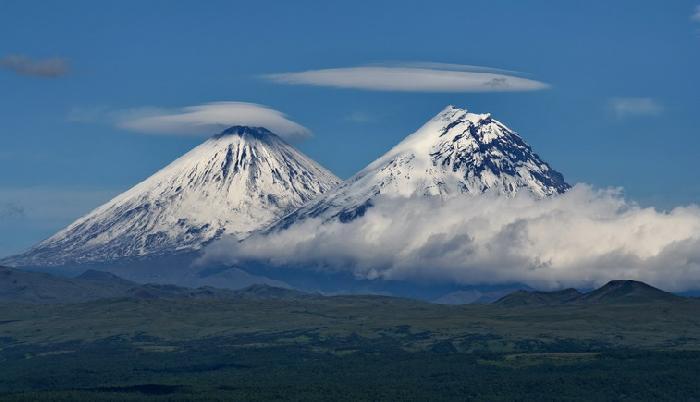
<box><xmin>5</xmin><ymin>125</ymin><xmax>340</xmax><ymax>266</ymax></box>
<box><xmin>435</xmin><ymin>104</ymin><xmax>490</xmax><ymax>123</ymax></box>
<box><xmin>377</xmin><ymin>105</ymin><xmax>496</xmax><ymax>164</ymax></box>
<box><xmin>274</xmin><ymin>105</ymin><xmax>570</xmax><ymax>227</ymax></box>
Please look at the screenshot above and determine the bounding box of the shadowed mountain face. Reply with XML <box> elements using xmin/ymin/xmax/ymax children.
<box><xmin>495</xmin><ymin>280</ymin><xmax>683</xmax><ymax>307</ymax></box>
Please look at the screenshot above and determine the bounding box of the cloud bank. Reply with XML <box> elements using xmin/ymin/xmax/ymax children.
<box><xmin>609</xmin><ymin>97</ymin><xmax>663</xmax><ymax>118</ymax></box>
<box><xmin>0</xmin><ymin>54</ymin><xmax>68</xmax><ymax>78</ymax></box>
<box><xmin>206</xmin><ymin>185</ymin><xmax>700</xmax><ymax>291</ymax></box>
<box><xmin>265</xmin><ymin>63</ymin><xmax>548</xmax><ymax>92</ymax></box>
<box><xmin>116</xmin><ymin>102</ymin><xmax>311</xmax><ymax>141</ymax></box>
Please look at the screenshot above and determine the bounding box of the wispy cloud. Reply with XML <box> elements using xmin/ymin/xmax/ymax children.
<box><xmin>264</xmin><ymin>62</ymin><xmax>549</xmax><ymax>93</ymax></box>
<box><xmin>0</xmin><ymin>187</ymin><xmax>115</xmax><ymax>223</ymax></box>
<box><xmin>609</xmin><ymin>97</ymin><xmax>663</xmax><ymax>118</ymax></box>
<box><xmin>0</xmin><ymin>203</ymin><xmax>25</xmax><ymax>220</ymax></box>
<box><xmin>0</xmin><ymin>54</ymin><xmax>69</xmax><ymax>78</ymax></box>
<box><xmin>70</xmin><ymin>102</ymin><xmax>311</xmax><ymax>141</ymax></box>
<box><xmin>345</xmin><ymin>111</ymin><xmax>373</xmax><ymax>123</ymax></box>
<box><xmin>0</xmin><ymin>187</ymin><xmax>117</xmax><ymax>257</ymax></box>
<box><xmin>692</xmin><ymin>5</ymin><xmax>700</xmax><ymax>21</ymax></box>
<box><xmin>205</xmin><ymin>185</ymin><xmax>700</xmax><ymax>292</ymax></box>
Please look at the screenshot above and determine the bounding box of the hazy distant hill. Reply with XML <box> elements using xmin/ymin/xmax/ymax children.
<box><xmin>495</xmin><ymin>288</ymin><xmax>584</xmax><ymax>307</ymax></box>
<box><xmin>0</xmin><ymin>266</ymin><xmax>136</xmax><ymax>304</ymax></box>
<box><xmin>0</xmin><ymin>266</ymin><xmax>306</xmax><ymax>304</ymax></box>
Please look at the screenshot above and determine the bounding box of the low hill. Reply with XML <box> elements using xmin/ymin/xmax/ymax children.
<box><xmin>495</xmin><ymin>280</ymin><xmax>685</xmax><ymax>307</ymax></box>
<box><xmin>577</xmin><ymin>280</ymin><xmax>681</xmax><ymax>304</ymax></box>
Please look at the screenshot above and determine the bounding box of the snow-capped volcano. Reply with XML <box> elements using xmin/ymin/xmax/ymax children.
<box><xmin>274</xmin><ymin>105</ymin><xmax>569</xmax><ymax>226</ymax></box>
<box><xmin>6</xmin><ymin>126</ymin><xmax>340</xmax><ymax>266</ymax></box>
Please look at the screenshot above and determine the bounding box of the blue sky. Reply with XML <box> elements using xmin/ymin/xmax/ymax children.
<box><xmin>1</xmin><ymin>0</ymin><xmax>699</xmax><ymax>257</ymax></box>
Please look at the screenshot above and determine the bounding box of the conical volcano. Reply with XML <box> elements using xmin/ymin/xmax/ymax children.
<box><xmin>6</xmin><ymin>126</ymin><xmax>340</xmax><ymax>266</ymax></box>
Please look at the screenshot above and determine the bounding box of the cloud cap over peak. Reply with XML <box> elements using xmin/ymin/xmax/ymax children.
<box><xmin>264</xmin><ymin>62</ymin><xmax>549</xmax><ymax>93</ymax></box>
<box><xmin>117</xmin><ymin>102</ymin><xmax>311</xmax><ymax>141</ymax></box>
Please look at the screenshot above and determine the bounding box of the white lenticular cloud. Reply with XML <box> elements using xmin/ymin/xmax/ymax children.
<box><xmin>264</xmin><ymin>63</ymin><xmax>549</xmax><ymax>92</ymax></box>
<box><xmin>118</xmin><ymin>102</ymin><xmax>311</xmax><ymax>141</ymax></box>
<box><xmin>206</xmin><ymin>185</ymin><xmax>700</xmax><ymax>291</ymax></box>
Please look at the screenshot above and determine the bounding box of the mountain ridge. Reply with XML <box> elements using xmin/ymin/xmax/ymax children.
<box><xmin>1</xmin><ymin>266</ymin><xmax>692</xmax><ymax>306</ymax></box>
